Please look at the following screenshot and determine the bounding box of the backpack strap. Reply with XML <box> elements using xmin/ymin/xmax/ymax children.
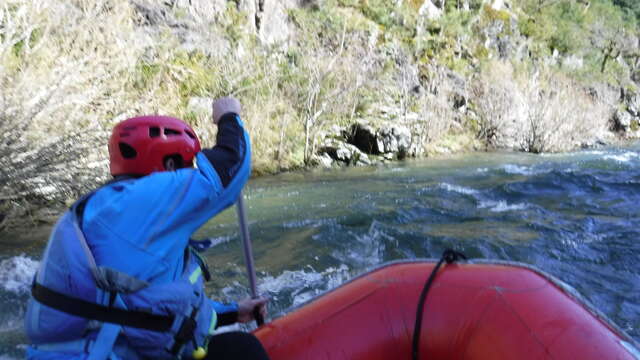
<box><xmin>31</xmin><ymin>281</ymin><xmax>174</xmax><ymax>331</ymax></box>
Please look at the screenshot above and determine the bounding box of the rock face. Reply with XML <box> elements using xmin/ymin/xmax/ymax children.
<box><xmin>170</xmin><ymin>0</ymin><xmax>227</xmax><ymax>21</ymax></box>
<box><xmin>257</xmin><ymin>0</ymin><xmax>299</xmax><ymax>45</ymax></box>
<box><xmin>613</xmin><ymin>87</ymin><xmax>640</xmax><ymax>138</ymax></box>
<box><xmin>132</xmin><ymin>0</ymin><xmax>299</xmax><ymax>49</ymax></box>
<box><xmin>130</xmin><ymin>0</ymin><xmax>230</xmax><ymax>54</ymax></box>
<box><xmin>318</xmin><ymin>121</ymin><xmax>415</xmax><ymax>167</ymax></box>
<box><xmin>233</xmin><ymin>0</ymin><xmax>303</xmax><ymax>45</ymax></box>
<box><xmin>613</xmin><ymin>109</ymin><xmax>633</xmax><ymax>132</ymax></box>
<box><xmin>346</xmin><ymin>122</ymin><xmax>412</xmax><ymax>157</ymax></box>
<box><xmin>346</xmin><ymin>123</ymin><xmax>380</xmax><ymax>155</ymax></box>
<box><xmin>624</xmin><ymin>89</ymin><xmax>640</xmax><ymax>117</ymax></box>
<box><xmin>376</xmin><ymin>124</ymin><xmax>412</xmax><ymax>158</ymax></box>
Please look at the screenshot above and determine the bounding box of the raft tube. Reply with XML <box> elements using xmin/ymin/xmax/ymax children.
<box><xmin>255</xmin><ymin>260</ymin><xmax>640</xmax><ymax>359</ymax></box>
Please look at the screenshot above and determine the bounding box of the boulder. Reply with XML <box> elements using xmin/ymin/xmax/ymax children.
<box><xmin>377</xmin><ymin>124</ymin><xmax>412</xmax><ymax>155</ymax></box>
<box><xmin>623</xmin><ymin>89</ymin><xmax>640</xmax><ymax>117</ymax></box>
<box><xmin>613</xmin><ymin>109</ymin><xmax>633</xmax><ymax>132</ymax></box>
<box><xmin>318</xmin><ymin>140</ymin><xmax>371</xmax><ymax>166</ymax></box>
<box><xmin>310</xmin><ymin>153</ymin><xmax>334</xmax><ymax>168</ymax></box>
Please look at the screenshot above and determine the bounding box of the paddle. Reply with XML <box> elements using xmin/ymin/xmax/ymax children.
<box><xmin>236</xmin><ymin>191</ymin><xmax>265</xmax><ymax>326</ymax></box>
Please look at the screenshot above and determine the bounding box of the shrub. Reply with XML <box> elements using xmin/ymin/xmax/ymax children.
<box><xmin>0</xmin><ymin>0</ymin><xmax>143</xmax><ymax>229</ymax></box>
<box><xmin>470</xmin><ymin>61</ymin><xmax>610</xmax><ymax>152</ymax></box>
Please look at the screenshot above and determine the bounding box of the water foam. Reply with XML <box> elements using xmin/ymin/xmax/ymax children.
<box><xmin>256</xmin><ymin>265</ymin><xmax>351</xmax><ymax>306</ymax></box>
<box><xmin>0</xmin><ymin>317</ymin><xmax>22</xmax><ymax>333</ymax></box>
<box><xmin>0</xmin><ymin>255</ymin><xmax>39</xmax><ymax>294</ymax></box>
<box><xmin>502</xmin><ymin>164</ymin><xmax>536</xmax><ymax>175</ymax></box>
<box><xmin>333</xmin><ymin>221</ymin><xmax>392</xmax><ymax>267</ymax></box>
<box><xmin>438</xmin><ymin>183</ymin><xmax>479</xmax><ymax>195</ymax></box>
<box><xmin>603</xmin><ymin>152</ymin><xmax>639</xmax><ymax>163</ymax></box>
<box><xmin>478</xmin><ymin>200</ymin><xmax>529</xmax><ymax>212</ymax></box>
<box><xmin>282</xmin><ymin>218</ymin><xmax>335</xmax><ymax>229</ymax></box>
<box><xmin>207</xmin><ymin>236</ymin><xmax>232</xmax><ymax>247</ymax></box>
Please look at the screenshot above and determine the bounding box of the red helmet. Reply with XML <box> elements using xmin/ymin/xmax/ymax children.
<box><xmin>108</xmin><ymin>115</ymin><xmax>201</xmax><ymax>176</ymax></box>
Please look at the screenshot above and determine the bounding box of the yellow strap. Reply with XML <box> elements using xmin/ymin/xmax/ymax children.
<box><xmin>189</xmin><ymin>267</ymin><xmax>202</xmax><ymax>284</ymax></box>
<box><xmin>208</xmin><ymin>310</ymin><xmax>218</xmax><ymax>334</ymax></box>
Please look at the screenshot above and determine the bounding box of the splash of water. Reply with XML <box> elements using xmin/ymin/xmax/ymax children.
<box><xmin>0</xmin><ymin>256</ymin><xmax>38</xmax><ymax>294</ymax></box>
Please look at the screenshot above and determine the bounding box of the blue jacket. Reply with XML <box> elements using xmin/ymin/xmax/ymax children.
<box><xmin>25</xmin><ymin>114</ymin><xmax>251</xmax><ymax>359</ymax></box>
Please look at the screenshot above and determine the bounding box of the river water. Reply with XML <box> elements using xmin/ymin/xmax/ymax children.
<box><xmin>1</xmin><ymin>144</ymin><xmax>639</xmax><ymax>358</ymax></box>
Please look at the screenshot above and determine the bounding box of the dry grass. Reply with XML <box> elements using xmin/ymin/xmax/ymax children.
<box><xmin>415</xmin><ymin>66</ymin><xmax>461</xmax><ymax>151</ymax></box>
<box><xmin>0</xmin><ymin>0</ymin><xmax>390</xmax><ymax>228</ymax></box>
<box><xmin>0</xmin><ymin>1</ymin><xmax>618</xmax><ymax>231</ymax></box>
<box><xmin>470</xmin><ymin>61</ymin><xmax>611</xmax><ymax>153</ymax></box>
<box><xmin>1</xmin><ymin>0</ymin><xmax>145</xmax><ymax>229</ymax></box>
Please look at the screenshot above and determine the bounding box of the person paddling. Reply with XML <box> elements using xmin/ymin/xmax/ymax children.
<box><xmin>24</xmin><ymin>97</ymin><xmax>270</xmax><ymax>360</ymax></box>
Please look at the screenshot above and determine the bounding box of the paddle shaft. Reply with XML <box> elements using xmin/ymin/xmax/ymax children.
<box><xmin>236</xmin><ymin>191</ymin><xmax>264</xmax><ymax>326</ymax></box>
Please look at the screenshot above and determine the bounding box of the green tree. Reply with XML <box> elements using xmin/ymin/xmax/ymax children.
<box><xmin>612</xmin><ymin>0</ymin><xmax>640</xmax><ymax>23</ymax></box>
<box><xmin>586</xmin><ymin>1</ymin><xmax>636</xmax><ymax>74</ymax></box>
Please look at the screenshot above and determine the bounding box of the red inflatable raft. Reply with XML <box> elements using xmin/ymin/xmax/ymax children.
<box><xmin>255</xmin><ymin>260</ymin><xmax>639</xmax><ymax>360</ymax></box>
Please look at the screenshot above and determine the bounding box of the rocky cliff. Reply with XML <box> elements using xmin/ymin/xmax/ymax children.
<box><xmin>1</xmin><ymin>0</ymin><xmax>639</xmax><ymax>229</ymax></box>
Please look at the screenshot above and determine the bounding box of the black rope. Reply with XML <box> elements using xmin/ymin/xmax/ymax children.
<box><xmin>412</xmin><ymin>249</ymin><xmax>467</xmax><ymax>360</ymax></box>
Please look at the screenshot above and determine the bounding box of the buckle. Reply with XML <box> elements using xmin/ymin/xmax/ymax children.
<box><xmin>170</xmin><ymin>309</ymin><xmax>199</xmax><ymax>355</ymax></box>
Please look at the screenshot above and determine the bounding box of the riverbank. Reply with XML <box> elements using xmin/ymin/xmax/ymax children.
<box><xmin>2</xmin><ymin>138</ymin><xmax>638</xmax><ymax>237</ymax></box>
<box><xmin>2</xmin><ymin>0</ymin><xmax>640</xmax><ymax>231</ymax></box>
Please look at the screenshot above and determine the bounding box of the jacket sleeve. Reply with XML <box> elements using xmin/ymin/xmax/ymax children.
<box><xmin>210</xmin><ymin>300</ymin><xmax>239</xmax><ymax>328</ymax></box>
<box><xmin>201</xmin><ymin>113</ymin><xmax>248</xmax><ymax>188</ymax></box>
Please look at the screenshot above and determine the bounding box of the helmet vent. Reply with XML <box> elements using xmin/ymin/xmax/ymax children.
<box><xmin>185</xmin><ymin>130</ymin><xmax>196</xmax><ymax>139</ymax></box>
<box><xmin>119</xmin><ymin>142</ymin><xmax>137</xmax><ymax>159</ymax></box>
<box><xmin>149</xmin><ymin>127</ymin><xmax>160</xmax><ymax>138</ymax></box>
<box><xmin>164</xmin><ymin>128</ymin><xmax>181</xmax><ymax>136</ymax></box>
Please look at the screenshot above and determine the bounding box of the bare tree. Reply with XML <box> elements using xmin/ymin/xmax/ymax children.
<box><xmin>0</xmin><ymin>1</ymin><xmax>142</xmax><ymax>230</ymax></box>
<box><xmin>416</xmin><ymin>67</ymin><xmax>457</xmax><ymax>149</ymax></box>
<box><xmin>589</xmin><ymin>14</ymin><xmax>635</xmax><ymax>74</ymax></box>
<box><xmin>471</xmin><ymin>61</ymin><xmax>610</xmax><ymax>153</ymax></box>
<box><xmin>285</xmin><ymin>24</ymin><xmax>379</xmax><ymax>164</ymax></box>
<box><xmin>469</xmin><ymin>62</ymin><xmax>520</xmax><ymax>148</ymax></box>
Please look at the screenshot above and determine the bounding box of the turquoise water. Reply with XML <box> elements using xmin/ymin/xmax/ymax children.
<box><xmin>1</xmin><ymin>144</ymin><xmax>639</xmax><ymax>357</ymax></box>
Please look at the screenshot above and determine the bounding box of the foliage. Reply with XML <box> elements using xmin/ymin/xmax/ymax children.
<box><xmin>516</xmin><ymin>0</ymin><xmax>636</xmax><ymax>80</ymax></box>
<box><xmin>470</xmin><ymin>61</ymin><xmax>611</xmax><ymax>153</ymax></box>
<box><xmin>286</xmin><ymin>6</ymin><xmax>382</xmax><ymax>163</ymax></box>
<box><xmin>1</xmin><ymin>0</ymin><xmax>639</xmax><ymax>229</ymax></box>
<box><xmin>612</xmin><ymin>0</ymin><xmax>640</xmax><ymax>23</ymax></box>
<box><xmin>482</xmin><ymin>4</ymin><xmax>511</xmax><ymax>28</ymax></box>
